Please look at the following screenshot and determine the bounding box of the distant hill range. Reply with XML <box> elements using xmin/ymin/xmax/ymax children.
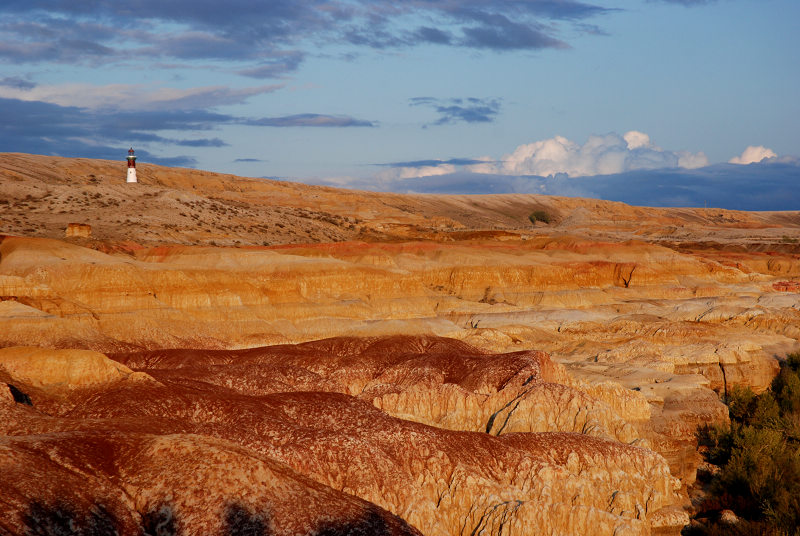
<box><xmin>349</xmin><ymin>161</ymin><xmax>800</xmax><ymax>212</ymax></box>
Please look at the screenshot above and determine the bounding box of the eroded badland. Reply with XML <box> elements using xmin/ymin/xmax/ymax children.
<box><xmin>1</xmin><ymin>153</ymin><xmax>799</xmax><ymax>535</ymax></box>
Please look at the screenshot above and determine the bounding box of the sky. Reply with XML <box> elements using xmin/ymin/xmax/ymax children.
<box><xmin>1</xmin><ymin>0</ymin><xmax>798</xmax><ymax>209</ymax></box>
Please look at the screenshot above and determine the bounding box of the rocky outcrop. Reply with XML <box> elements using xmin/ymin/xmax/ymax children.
<box><xmin>0</xmin><ymin>336</ymin><xmax>687</xmax><ymax>535</ymax></box>
<box><xmin>117</xmin><ymin>337</ymin><xmax>646</xmax><ymax>444</ymax></box>
<box><xmin>0</xmin><ymin>346</ymin><xmax>135</xmax><ymax>389</ymax></box>
<box><xmin>1</xmin><ymin>233</ymin><xmax>797</xmax><ymax>491</ymax></box>
<box><xmin>64</xmin><ymin>223</ymin><xmax>91</xmax><ymax>238</ymax></box>
<box><xmin>0</xmin><ymin>429</ymin><xmax>421</xmax><ymax>535</ymax></box>
<box><xmin>0</xmin><ymin>236</ymin><xmax>797</xmax><ymax>361</ymax></box>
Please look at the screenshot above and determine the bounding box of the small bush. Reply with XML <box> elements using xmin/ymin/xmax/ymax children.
<box><xmin>694</xmin><ymin>352</ymin><xmax>800</xmax><ymax>534</ymax></box>
<box><xmin>726</xmin><ymin>385</ymin><xmax>756</xmax><ymax>422</ymax></box>
<box><xmin>528</xmin><ymin>210</ymin><xmax>552</xmax><ymax>225</ymax></box>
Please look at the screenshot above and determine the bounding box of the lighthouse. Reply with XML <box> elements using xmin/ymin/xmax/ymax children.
<box><xmin>126</xmin><ymin>148</ymin><xmax>137</xmax><ymax>183</ymax></box>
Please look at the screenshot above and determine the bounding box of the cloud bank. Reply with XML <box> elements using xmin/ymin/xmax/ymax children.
<box><xmin>243</xmin><ymin>114</ymin><xmax>375</xmax><ymax>128</ymax></box>
<box><xmin>331</xmin><ymin>131</ymin><xmax>796</xmax><ymax>211</ymax></box>
<box><xmin>475</xmin><ymin>131</ymin><xmax>709</xmax><ymax>177</ymax></box>
<box><xmin>350</xmin><ymin>162</ymin><xmax>800</xmax><ymax>211</ymax></box>
<box><xmin>0</xmin><ymin>91</ymin><xmax>377</xmax><ymax>166</ymax></box>
<box><xmin>376</xmin><ymin>131</ymin><xmax>710</xmax><ymax>181</ymax></box>
<box><xmin>0</xmin><ymin>1</ymin><xmax>611</xmax><ymax>78</ymax></box>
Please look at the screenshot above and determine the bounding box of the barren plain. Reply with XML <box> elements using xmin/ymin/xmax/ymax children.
<box><xmin>1</xmin><ymin>153</ymin><xmax>799</xmax><ymax>535</ymax></box>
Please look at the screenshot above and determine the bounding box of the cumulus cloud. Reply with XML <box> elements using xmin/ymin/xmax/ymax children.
<box><xmin>376</xmin><ymin>164</ymin><xmax>458</xmax><ymax>182</ymax></box>
<box><xmin>623</xmin><ymin>130</ymin><xmax>652</xmax><ymax>150</ymax></box>
<box><xmin>729</xmin><ymin>145</ymin><xmax>777</xmax><ymax>165</ymax></box>
<box><xmin>366</xmin><ymin>131</ymin><xmax>710</xmax><ymax>187</ymax></box>
<box><xmin>474</xmin><ymin>131</ymin><xmax>708</xmax><ymax>177</ymax></box>
<box><xmin>676</xmin><ymin>151</ymin><xmax>709</xmax><ymax>169</ymax></box>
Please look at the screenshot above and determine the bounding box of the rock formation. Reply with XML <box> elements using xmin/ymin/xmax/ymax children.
<box><xmin>1</xmin><ymin>337</ymin><xmax>686</xmax><ymax>535</ymax></box>
<box><xmin>65</xmin><ymin>223</ymin><xmax>91</xmax><ymax>238</ymax></box>
<box><xmin>1</xmin><ymin>152</ymin><xmax>799</xmax><ymax>534</ymax></box>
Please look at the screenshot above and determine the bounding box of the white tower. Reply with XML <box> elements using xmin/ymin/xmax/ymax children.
<box><xmin>126</xmin><ymin>147</ymin><xmax>137</xmax><ymax>183</ymax></box>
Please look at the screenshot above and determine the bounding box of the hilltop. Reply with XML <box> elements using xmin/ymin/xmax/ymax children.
<box><xmin>2</xmin><ymin>153</ymin><xmax>799</xmax><ymax>248</ymax></box>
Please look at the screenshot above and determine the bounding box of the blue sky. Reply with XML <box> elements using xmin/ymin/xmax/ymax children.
<box><xmin>1</xmin><ymin>0</ymin><xmax>798</xmax><ymax>208</ymax></box>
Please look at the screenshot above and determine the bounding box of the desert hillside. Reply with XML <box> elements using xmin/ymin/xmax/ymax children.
<box><xmin>1</xmin><ymin>153</ymin><xmax>799</xmax><ymax>535</ymax></box>
<box><xmin>2</xmin><ymin>152</ymin><xmax>799</xmax><ymax>247</ymax></box>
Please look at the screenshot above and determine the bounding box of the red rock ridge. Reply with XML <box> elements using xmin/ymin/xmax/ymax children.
<box><xmin>1</xmin><ymin>337</ymin><xmax>686</xmax><ymax>535</ymax></box>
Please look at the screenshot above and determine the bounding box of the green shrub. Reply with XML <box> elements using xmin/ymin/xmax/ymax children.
<box><xmin>749</xmin><ymin>391</ymin><xmax>782</xmax><ymax>429</ymax></box>
<box><xmin>695</xmin><ymin>352</ymin><xmax>800</xmax><ymax>534</ymax></box>
<box><xmin>713</xmin><ymin>426</ymin><xmax>785</xmax><ymax>514</ymax></box>
<box><xmin>727</xmin><ymin>385</ymin><xmax>756</xmax><ymax>422</ymax></box>
<box><xmin>773</xmin><ymin>366</ymin><xmax>800</xmax><ymax>415</ymax></box>
<box><xmin>528</xmin><ymin>210</ymin><xmax>552</xmax><ymax>225</ymax></box>
<box><xmin>786</xmin><ymin>352</ymin><xmax>800</xmax><ymax>372</ymax></box>
<box><xmin>697</xmin><ymin>423</ymin><xmax>733</xmax><ymax>466</ymax></box>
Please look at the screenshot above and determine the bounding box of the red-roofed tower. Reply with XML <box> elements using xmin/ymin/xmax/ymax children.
<box><xmin>126</xmin><ymin>148</ymin><xmax>137</xmax><ymax>183</ymax></box>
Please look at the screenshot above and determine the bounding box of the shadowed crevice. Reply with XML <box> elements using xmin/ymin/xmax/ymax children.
<box><xmin>21</xmin><ymin>501</ymin><xmax>118</xmax><ymax>536</ymax></box>
<box><xmin>7</xmin><ymin>383</ymin><xmax>33</xmax><ymax>405</ymax></box>
<box><xmin>315</xmin><ymin>506</ymin><xmax>413</xmax><ymax>536</ymax></box>
<box><xmin>141</xmin><ymin>503</ymin><xmax>179</xmax><ymax>536</ymax></box>
<box><xmin>223</xmin><ymin>503</ymin><xmax>272</xmax><ymax>536</ymax></box>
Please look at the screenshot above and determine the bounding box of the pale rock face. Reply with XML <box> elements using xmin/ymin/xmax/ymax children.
<box><xmin>0</xmin><ymin>384</ymin><xmax>12</xmax><ymax>405</ymax></box>
<box><xmin>64</xmin><ymin>223</ymin><xmax>91</xmax><ymax>238</ymax></box>
<box><xmin>719</xmin><ymin>509</ymin><xmax>739</xmax><ymax>525</ymax></box>
<box><xmin>0</xmin><ymin>347</ymin><xmax>134</xmax><ymax>389</ymax></box>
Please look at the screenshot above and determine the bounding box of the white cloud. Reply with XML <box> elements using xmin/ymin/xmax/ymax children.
<box><xmin>0</xmin><ymin>82</ymin><xmax>281</xmax><ymax>111</ymax></box>
<box><xmin>729</xmin><ymin>145</ymin><xmax>777</xmax><ymax>165</ymax></box>
<box><xmin>464</xmin><ymin>156</ymin><xmax>497</xmax><ymax>174</ymax></box>
<box><xmin>375</xmin><ymin>164</ymin><xmax>457</xmax><ymax>181</ymax></box>
<box><xmin>676</xmin><ymin>151</ymin><xmax>709</xmax><ymax>169</ymax></box>
<box><xmin>623</xmin><ymin>130</ymin><xmax>653</xmax><ymax>150</ymax></box>
<box><xmin>360</xmin><ymin>131</ymin><xmax>712</xmax><ymax>187</ymax></box>
<box><xmin>476</xmin><ymin>131</ymin><xmax>707</xmax><ymax>178</ymax></box>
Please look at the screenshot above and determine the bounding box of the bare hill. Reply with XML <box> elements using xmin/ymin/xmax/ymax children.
<box><xmin>2</xmin><ymin>153</ymin><xmax>799</xmax><ymax>248</ymax></box>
